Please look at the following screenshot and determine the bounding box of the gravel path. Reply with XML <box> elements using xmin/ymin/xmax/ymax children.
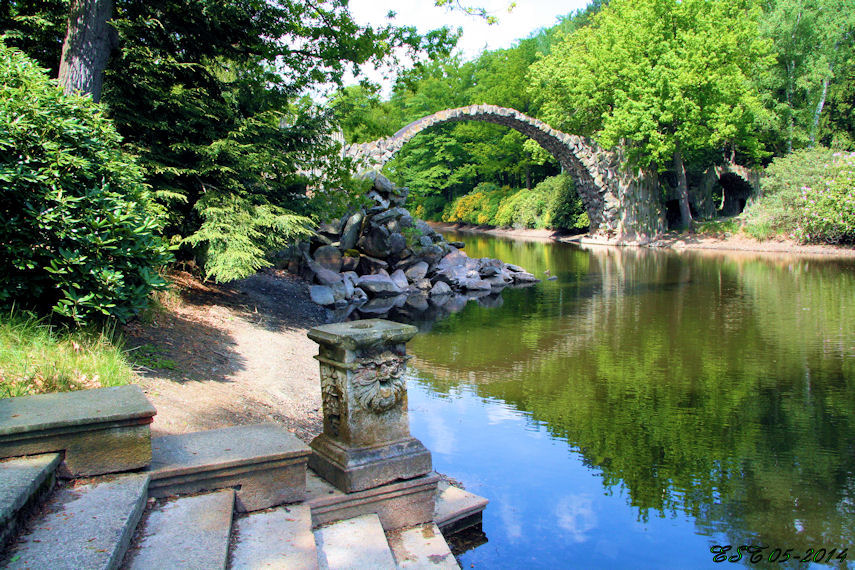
<box><xmin>124</xmin><ymin>270</ymin><xmax>327</xmax><ymax>443</ymax></box>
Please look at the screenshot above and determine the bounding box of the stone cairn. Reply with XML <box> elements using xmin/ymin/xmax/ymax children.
<box><xmin>282</xmin><ymin>171</ymin><xmax>539</xmax><ymax>321</ymax></box>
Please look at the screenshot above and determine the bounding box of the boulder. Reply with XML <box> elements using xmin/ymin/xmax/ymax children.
<box><xmin>309</xmin><ymin>285</ymin><xmax>335</xmax><ymax>306</ymax></box>
<box><xmin>371</xmin><ymin>207</ymin><xmax>408</xmax><ymax>225</ymax></box>
<box><xmin>460</xmin><ymin>278</ymin><xmax>492</xmax><ymax>292</ymax></box>
<box><xmin>505</xmin><ymin>263</ymin><xmax>526</xmax><ymax>273</ymax></box>
<box><xmin>317</xmin><ymin>222</ymin><xmax>340</xmax><ymax>240</ymax></box>
<box><xmin>351</xmin><ymin>287</ymin><xmax>368</xmax><ymax>305</ymax></box>
<box><xmin>388</xmin><ymin>232</ymin><xmax>407</xmax><ymax>255</ymax></box>
<box><xmin>415</xmin><ymin>220</ymin><xmax>435</xmax><ymax>237</ymax></box>
<box><xmin>413</xmin><ymin>278</ymin><xmax>433</xmax><ymax>291</ymax></box>
<box><xmin>357</xmin><ymin>274</ymin><xmax>403</xmax><ymax>297</ymax></box>
<box><xmin>358</xmin><ymin>225</ymin><xmax>392</xmax><ymax>258</ymax></box>
<box><xmin>340</xmin><ymin>210</ymin><xmax>365</xmax><ymax>250</ymax></box>
<box><xmin>398</xmin><ymin>213</ymin><xmax>414</xmax><ymax>229</ymax></box>
<box><xmin>483</xmin><ymin>275</ymin><xmax>509</xmax><ymax>288</ymax></box>
<box><xmin>417</xmin><ymin>244</ymin><xmax>445</xmax><ymax>270</ymax></box>
<box><xmin>341</xmin><ymin>254</ymin><xmax>359</xmax><ymax>272</ymax></box>
<box><xmin>342</xmin><ymin>271</ymin><xmax>360</xmax><ymax>287</ymax></box>
<box><xmin>417</xmin><ymin>235</ymin><xmax>433</xmax><ymax>248</ymax></box>
<box><xmin>314</xmin><ymin>245</ymin><xmax>343</xmax><ymax>273</ymax></box>
<box><xmin>448</xmin><ymin>241</ymin><xmax>466</xmax><ymax>249</ymax></box>
<box><xmin>362</xmin><ymin>170</ymin><xmax>397</xmax><ymax>195</ymax></box>
<box><xmin>405</xmin><ymin>261</ymin><xmax>428</xmax><ymax>282</ymax></box>
<box><xmin>390</xmin><ymin>269</ymin><xmax>409</xmax><ymax>290</ymax></box>
<box><xmin>366</xmin><ymin>190</ymin><xmax>390</xmax><ymax>209</ymax></box>
<box><xmin>512</xmin><ymin>271</ymin><xmax>539</xmax><ymax>284</ymax></box>
<box><xmin>307</xmin><ymin>261</ymin><xmax>343</xmax><ymax>286</ymax></box>
<box><xmin>429</xmin><ymin>281</ymin><xmax>452</xmax><ymax>297</ymax></box>
<box><xmin>436</xmin><ymin>249</ymin><xmax>470</xmax><ymax>272</ymax></box>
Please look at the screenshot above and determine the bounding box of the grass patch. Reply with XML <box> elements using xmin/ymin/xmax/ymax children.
<box><xmin>695</xmin><ymin>218</ymin><xmax>741</xmax><ymax>237</ymax></box>
<box><xmin>0</xmin><ymin>311</ymin><xmax>134</xmax><ymax>399</ymax></box>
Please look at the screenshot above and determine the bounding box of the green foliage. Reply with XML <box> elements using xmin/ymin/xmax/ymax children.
<box><xmin>759</xmin><ymin>0</ymin><xmax>855</xmax><ymax>153</ymax></box>
<box><xmin>794</xmin><ymin>151</ymin><xmax>855</xmax><ymax>243</ymax></box>
<box><xmin>0</xmin><ymin>311</ymin><xmax>133</xmax><ymax>398</ymax></box>
<box><xmin>742</xmin><ymin>147</ymin><xmax>844</xmax><ymax>240</ymax></box>
<box><xmin>0</xmin><ymin>41</ymin><xmax>171</xmax><ymax>325</ymax></box>
<box><xmin>530</xmin><ymin>0</ymin><xmax>775</xmax><ymax>169</ymax></box>
<box><xmin>440</xmin><ymin>175</ymin><xmax>587</xmax><ymax>230</ymax></box>
<box><xmin>3</xmin><ymin>0</ymin><xmax>458</xmax><ymax>283</ymax></box>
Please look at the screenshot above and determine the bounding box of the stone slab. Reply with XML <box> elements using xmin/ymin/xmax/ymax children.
<box><xmin>2</xmin><ymin>473</ymin><xmax>149</xmax><ymax>570</ymax></box>
<box><xmin>0</xmin><ymin>385</ymin><xmax>155</xmax><ymax>477</ymax></box>
<box><xmin>146</xmin><ymin>423</ymin><xmax>310</xmax><ymax>512</ymax></box>
<box><xmin>309</xmin><ymin>435</ymin><xmax>432</xmax><ymax>493</ymax></box>
<box><xmin>314</xmin><ymin>513</ymin><xmax>396</xmax><ymax>570</ymax></box>
<box><xmin>387</xmin><ymin>523</ymin><xmax>459</xmax><ymax>569</ymax></box>
<box><xmin>125</xmin><ymin>489</ymin><xmax>234</xmax><ymax>570</ymax></box>
<box><xmin>308</xmin><ymin>319</ymin><xmax>417</xmax><ymax>351</ymax></box>
<box><xmin>434</xmin><ymin>481</ymin><xmax>488</xmax><ymax>535</ymax></box>
<box><xmin>0</xmin><ymin>385</ymin><xmax>156</xmax><ymax>437</ymax></box>
<box><xmin>231</xmin><ymin>504</ymin><xmax>318</xmax><ymax>570</ymax></box>
<box><xmin>0</xmin><ymin>453</ymin><xmax>61</xmax><ymax>549</ymax></box>
<box><xmin>306</xmin><ymin>470</ymin><xmax>438</xmax><ymax>532</ymax></box>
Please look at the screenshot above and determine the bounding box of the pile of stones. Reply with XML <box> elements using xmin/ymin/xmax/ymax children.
<box><xmin>282</xmin><ymin>171</ymin><xmax>538</xmax><ymax>321</ymax></box>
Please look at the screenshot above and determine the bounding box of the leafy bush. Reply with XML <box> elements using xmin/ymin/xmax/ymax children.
<box><xmin>0</xmin><ymin>41</ymin><xmax>172</xmax><ymax>325</ymax></box>
<box><xmin>795</xmin><ymin>152</ymin><xmax>855</xmax><ymax>243</ymax></box>
<box><xmin>743</xmin><ymin>147</ymin><xmax>855</xmax><ymax>243</ymax></box>
<box><xmin>444</xmin><ymin>175</ymin><xmax>588</xmax><ymax>230</ymax></box>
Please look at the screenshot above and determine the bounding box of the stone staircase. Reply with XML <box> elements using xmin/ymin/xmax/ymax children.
<box><xmin>0</xmin><ymin>386</ymin><xmax>486</xmax><ymax>569</ymax></box>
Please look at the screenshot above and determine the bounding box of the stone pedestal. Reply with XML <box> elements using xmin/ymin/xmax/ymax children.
<box><xmin>307</xmin><ymin>319</ymin><xmax>431</xmax><ymax>493</ymax></box>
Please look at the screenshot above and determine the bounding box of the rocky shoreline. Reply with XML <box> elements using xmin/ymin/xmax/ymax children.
<box><xmin>278</xmin><ymin>173</ymin><xmax>539</xmax><ymax>322</ymax></box>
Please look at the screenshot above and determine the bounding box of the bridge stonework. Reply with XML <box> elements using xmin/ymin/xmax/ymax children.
<box><xmin>345</xmin><ymin>105</ymin><xmax>666</xmax><ymax>240</ymax></box>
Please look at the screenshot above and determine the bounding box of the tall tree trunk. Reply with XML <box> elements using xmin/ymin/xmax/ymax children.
<box><xmin>673</xmin><ymin>145</ymin><xmax>692</xmax><ymax>231</ymax></box>
<box><xmin>809</xmin><ymin>76</ymin><xmax>829</xmax><ymax>148</ymax></box>
<box><xmin>58</xmin><ymin>0</ymin><xmax>115</xmax><ymax>102</ymax></box>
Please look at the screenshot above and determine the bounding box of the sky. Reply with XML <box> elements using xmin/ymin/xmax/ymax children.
<box><xmin>343</xmin><ymin>0</ymin><xmax>592</xmax><ymax>94</ymax></box>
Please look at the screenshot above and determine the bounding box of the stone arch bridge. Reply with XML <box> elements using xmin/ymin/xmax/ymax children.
<box><xmin>345</xmin><ymin>104</ymin><xmax>664</xmax><ymax>239</ymax></box>
<box><xmin>345</xmin><ymin>105</ymin><xmax>760</xmax><ymax>240</ymax></box>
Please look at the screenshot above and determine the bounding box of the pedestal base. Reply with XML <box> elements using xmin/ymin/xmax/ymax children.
<box><xmin>309</xmin><ymin>434</ymin><xmax>432</xmax><ymax>493</ymax></box>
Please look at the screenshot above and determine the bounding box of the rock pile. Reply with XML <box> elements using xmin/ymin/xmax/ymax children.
<box><xmin>282</xmin><ymin>171</ymin><xmax>538</xmax><ymax>320</ymax></box>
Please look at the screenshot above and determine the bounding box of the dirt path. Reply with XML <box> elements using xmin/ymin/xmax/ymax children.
<box><xmin>124</xmin><ymin>270</ymin><xmax>327</xmax><ymax>443</ymax></box>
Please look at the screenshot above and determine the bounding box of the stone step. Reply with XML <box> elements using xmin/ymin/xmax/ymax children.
<box><xmin>2</xmin><ymin>473</ymin><xmax>149</xmax><ymax>570</ymax></box>
<box><xmin>0</xmin><ymin>453</ymin><xmax>61</xmax><ymax>549</ymax></box>
<box><xmin>0</xmin><ymin>385</ymin><xmax>156</xmax><ymax>477</ymax></box>
<box><xmin>314</xmin><ymin>513</ymin><xmax>396</xmax><ymax>570</ymax></box>
<box><xmin>387</xmin><ymin>523</ymin><xmax>459</xmax><ymax>569</ymax></box>
<box><xmin>145</xmin><ymin>423</ymin><xmax>310</xmax><ymax>512</ymax></box>
<box><xmin>433</xmin><ymin>481</ymin><xmax>488</xmax><ymax>535</ymax></box>
<box><xmin>305</xmin><ymin>470</ymin><xmax>438</xmax><ymax>531</ymax></box>
<box><xmin>124</xmin><ymin>489</ymin><xmax>234</xmax><ymax>570</ymax></box>
<box><xmin>231</xmin><ymin>504</ymin><xmax>318</xmax><ymax>569</ymax></box>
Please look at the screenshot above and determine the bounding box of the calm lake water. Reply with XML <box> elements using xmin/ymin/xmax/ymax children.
<box><xmin>402</xmin><ymin>232</ymin><xmax>855</xmax><ymax>569</ymax></box>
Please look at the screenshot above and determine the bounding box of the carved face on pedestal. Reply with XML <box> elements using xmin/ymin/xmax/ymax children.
<box><xmin>351</xmin><ymin>350</ymin><xmax>406</xmax><ymax>413</ymax></box>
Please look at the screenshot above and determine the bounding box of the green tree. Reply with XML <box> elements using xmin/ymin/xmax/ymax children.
<box><xmin>0</xmin><ymin>40</ymin><xmax>171</xmax><ymax>324</ymax></box>
<box><xmin>530</xmin><ymin>0</ymin><xmax>775</xmax><ymax>229</ymax></box>
<box><xmin>759</xmin><ymin>0</ymin><xmax>855</xmax><ymax>152</ymax></box>
<box><xmin>2</xmin><ymin>0</ymin><xmax>457</xmax><ymax>282</ymax></box>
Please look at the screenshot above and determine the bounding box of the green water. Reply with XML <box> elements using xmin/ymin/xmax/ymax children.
<box><xmin>403</xmin><ymin>233</ymin><xmax>855</xmax><ymax>568</ymax></box>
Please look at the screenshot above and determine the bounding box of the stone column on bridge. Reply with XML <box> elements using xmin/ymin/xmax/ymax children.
<box><xmin>307</xmin><ymin>319</ymin><xmax>432</xmax><ymax>493</ymax></box>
